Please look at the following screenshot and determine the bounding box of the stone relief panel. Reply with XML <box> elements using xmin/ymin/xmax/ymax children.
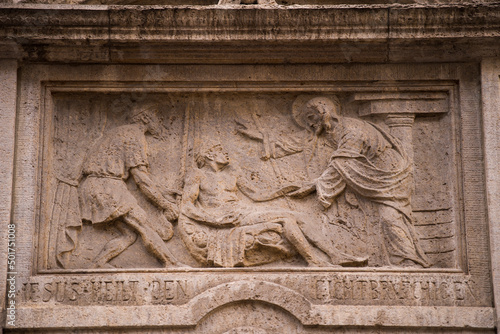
<box><xmin>39</xmin><ymin>89</ymin><xmax>458</xmax><ymax>272</ymax></box>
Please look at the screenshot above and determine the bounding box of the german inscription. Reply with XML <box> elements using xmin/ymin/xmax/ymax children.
<box><xmin>19</xmin><ymin>274</ymin><xmax>474</xmax><ymax>307</ymax></box>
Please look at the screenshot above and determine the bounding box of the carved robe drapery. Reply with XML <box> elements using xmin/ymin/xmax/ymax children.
<box><xmin>315</xmin><ymin>118</ymin><xmax>431</xmax><ymax>267</ymax></box>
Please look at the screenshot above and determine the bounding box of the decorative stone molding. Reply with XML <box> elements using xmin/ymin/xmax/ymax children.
<box><xmin>218</xmin><ymin>0</ymin><xmax>278</xmax><ymax>5</ymax></box>
<box><xmin>0</xmin><ymin>4</ymin><xmax>499</xmax><ymax>63</ymax></box>
<box><xmin>1</xmin><ymin>2</ymin><xmax>499</xmax><ymax>333</ymax></box>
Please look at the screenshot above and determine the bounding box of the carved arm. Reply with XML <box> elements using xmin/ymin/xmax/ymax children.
<box><xmin>130</xmin><ymin>165</ymin><xmax>179</xmax><ymax>220</ymax></box>
<box><xmin>237</xmin><ymin>176</ymin><xmax>299</xmax><ymax>202</ymax></box>
<box><xmin>287</xmin><ymin>181</ymin><xmax>317</xmax><ymax>198</ymax></box>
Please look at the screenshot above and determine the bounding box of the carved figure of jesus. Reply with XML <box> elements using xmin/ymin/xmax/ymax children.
<box><xmin>289</xmin><ymin>96</ymin><xmax>431</xmax><ymax>268</ymax></box>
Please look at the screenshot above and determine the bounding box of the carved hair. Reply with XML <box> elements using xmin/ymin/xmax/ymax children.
<box><xmin>129</xmin><ymin>103</ymin><xmax>159</xmax><ymax>124</ymax></box>
<box><xmin>292</xmin><ymin>95</ymin><xmax>341</xmax><ymax>129</ymax></box>
<box><xmin>304</xmin><ymin>96</ymin><xmax>341</xmax><ymax>119</ymax></box>
<box><xmin>195</xmin><ymin>151</ymin><xmax>207</xmax><ymax>169</ymax></box>
<box><xmin>195</xmin><ymin>143</ymin><xmax>223</xmax><ymax>169</ymax></box>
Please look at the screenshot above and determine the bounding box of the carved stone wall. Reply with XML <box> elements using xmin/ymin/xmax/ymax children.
<box><xmin>1</xmin><ymin>3</ymin><xmax>499</xmax><ymax>333</ymax></box>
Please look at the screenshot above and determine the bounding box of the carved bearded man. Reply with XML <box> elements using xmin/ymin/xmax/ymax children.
<box><xmin>289</xmin><ymin>97</ymin><xmax>431</xmax><ymax>268</ymax></box>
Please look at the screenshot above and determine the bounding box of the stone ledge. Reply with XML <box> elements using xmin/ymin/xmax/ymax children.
<box><xmin>10</xmin><ymin>305</ymin><xmax>496</xmax><ymax>329</ymax></box>
<box><xmin>0</xmin><ymin>4</ymin><xmax>499</xmax><ymax>63</ymax></box>
<box><xmin>8</xmin><ymin>278</ymin><xmax>496</xmax><ymax>329</ymax></box>
<box><xmin>1</xmin><ymin>4</ymin><xmax>499</xmax><ymax>40</ymax></box>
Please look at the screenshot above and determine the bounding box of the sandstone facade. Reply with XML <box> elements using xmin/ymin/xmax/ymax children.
<box><xmin>0</xmin><ymin>1</ymin><xmax>499</xmax><ymax>333</ymax></box>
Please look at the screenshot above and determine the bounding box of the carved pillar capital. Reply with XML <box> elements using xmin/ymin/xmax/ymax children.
<box><xmin>351</xmin><ymin>92</ymin><xmax>448</xmax><ymax>164</ymax></box>
<box><xmin>385</xmin><ymin>113</ymin><xmax>416</xmax><ymax>128</ymax></box>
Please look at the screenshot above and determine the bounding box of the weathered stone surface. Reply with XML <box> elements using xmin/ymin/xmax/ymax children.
<box><xmin>0</xmin><ymin>4</ymin><xmax>499</xmax><ymax>63</ymax></box>
<box><xmin>0</xmin><ymin>59</ymin><xmax>18</xmax><ymax>330</ymax></box>
<box><xmin>481</xmin><ymin>57</ymin><xmax>500</xmax><ymax>333</ymax></box>
<box><xmin>0</xmin><ymin>2</ymin><xmax>499</xmax><ymax>333</ymax></box>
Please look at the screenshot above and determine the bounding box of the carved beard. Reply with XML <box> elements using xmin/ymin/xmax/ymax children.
<box><xmin>322</xmin><ymin>115</ymin><xmax>339</xmax><ymax>148</ymax></box>
<box><xmin>324</xmin><ymin>133</ymin><xmax>338</xmax><ymax>149</ymax></box>
<box><xmin>321</xmin><ymin>113</ymin><xmax>334</xmax><ymax>132</ymax></box>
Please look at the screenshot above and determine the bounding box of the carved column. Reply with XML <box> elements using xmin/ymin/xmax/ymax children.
<box><xmin>351</xmin><ymin>91</ymin><xmax>449</xmax><ymax>165</ymax></box>
<box><xmin>385</xmin><ymin>113</ymin><xmax>416</xmax><ymax>162</ymax></box>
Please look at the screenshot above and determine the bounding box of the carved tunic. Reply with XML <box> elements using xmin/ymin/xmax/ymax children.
<box><xmin>78</xmin><ymin>124</ymin><xmax>148</xmax><ymax>224</ymax></box>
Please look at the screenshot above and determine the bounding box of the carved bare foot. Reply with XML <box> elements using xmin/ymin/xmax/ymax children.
<box><xmin>337</xmin><ymin>255</ymin><xmax>369</xmax><ymax>267</ymax></box>
<box><xmin>398</xmin><ymin>259</ymin><xmax>428</xmax><ymax>268</ymax></box>
<box><xmin>92</xmin><ymin>262</ymin><xmax>116</xmax><ymax>269</ymax></box>
<box><xmin>165</xmin><ymin>260</ymin><xmax>191</xmax><ymax>268</ymax></box>
<box><xmin>307</xmin><ymin>259</ymin><xmax>340</xmax><ymax>268</ymax></box>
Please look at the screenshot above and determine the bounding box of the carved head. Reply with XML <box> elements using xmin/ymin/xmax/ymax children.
<box><xmin>195</xmin><ymin>144</ymin><xmax>230</xmax><ymax>169</ymax></box>
<box><xmin>129</xmin><ymin>103</ymin><xmax>164</xmax><ymax>139</ymax></box>
<box><xmin>293</xmin><ymin>96</ymin><xmax>341</xmax><ymax>135</ymax></box>
<box><xmin>304</xmin><ymin>96</ymin><xmax>340</xmax><ymax>134</ymax></box>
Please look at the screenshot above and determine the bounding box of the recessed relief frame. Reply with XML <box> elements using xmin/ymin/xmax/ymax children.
<box><xmin>39</xmin><ymin>87</ymin><xmax>459</xmax><ymax>272</ymax></box>
<box><xmin>13</xmin><ymin>64</ymin><xmax>493</xmax><ymax>329</ymax></box>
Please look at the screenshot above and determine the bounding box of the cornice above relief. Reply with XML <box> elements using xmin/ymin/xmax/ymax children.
<box><xmin>0</xmin><ymin>4</ymin><xmax>499</xmax><ymax>63</ymax></box>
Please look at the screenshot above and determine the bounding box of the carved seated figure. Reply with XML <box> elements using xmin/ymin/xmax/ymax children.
<box><xmin>178</xmin><ymin>144</ymin><xmax>365</xmax><ymax>268</ymax></box>
<box><xmin>178</xmin><ymin>144</ymin><xmax>321</xmax><ymax>267</ymax></box>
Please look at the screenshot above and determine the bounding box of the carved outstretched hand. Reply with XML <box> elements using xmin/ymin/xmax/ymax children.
<box><xmin>287</xmin><ymin>182</ymin><xmax>316</xmax><ymax>198</ymax></box>
<box><xmin>162</xmin><ymin>201</ymin><xmax>180</xmax><ymax>221</ymax></box>
<box><xmin>216</xmin><ymin>212</ymin><xmax>242</xmax><ymax>226</ymax></box>
<box><xmin>273</xmin><ymin>184</ymin><xmax>301</xmax><ymax>198</ymax></box>
<box><xmin>159</xmin><ymin>185</ymin><xmax>182</xmax><ymax>202</ymax></box>
<box><xmin>235</xmin><ymin>120</ymin><xmax>263</xmax><ymax>141</ymax></box>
